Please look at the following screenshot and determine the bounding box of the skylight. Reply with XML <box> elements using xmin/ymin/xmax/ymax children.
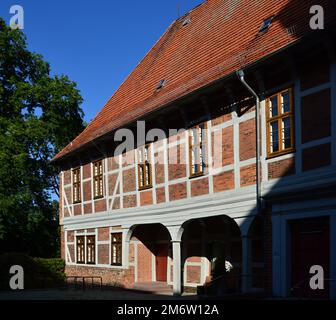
<box><xmin>156</xmin><ymin>79</ymin><xmax>166</xmax><ymax>90</ymax></box>
<box><xmin>259</xmin><ymin>16</ymin><xmax>274</xmax><ymax>33</ymax></box>
<box><xmin>182</xmin><ymin>17</ymin><xmax>191</xmax><ymax>27</ymax></box>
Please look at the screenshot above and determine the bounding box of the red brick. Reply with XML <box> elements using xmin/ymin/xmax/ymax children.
<box><xmin>140</xmin><ymin>190</ymin><xmax>153</xmax><ymax>206</ymax></box>
<box><xmin>98</xmin><ymin>227</ymin><xmax>110</xmax><ymax>241</ymax></box>
<box><xmin>213</xmin><ymin>170</ymin><xmax>235</xmax><ymax>192</ymax></box>
<box><xmin>212</xmin><ymin>126</ymin><xmax>234</xmax><ymax>168</ymax></box>
<box><xmin>268</xmin><ymin>157</ymin><xmax>295</xmax><ymax>180</ymax></box>
<box><xmin>240</xmin><ymin>119</ymin><xmax>256</xmax><ymax>161</ymax></box>
<box><xmin>98</xmin><ymin>244</ymin><xmax>109</xmax><ymax>265</ymax></box>
<box><xmin>64</xmin><ymin>170</ymin><xmax>71</xmax><ymax>185</ymax></box>
<box><xmin>84</xmin><ymin>203</ymin><xmax>92</xmax><ymax>214</ymax></box>
<box><xmin>186</xmin><ymin>265</ymin><xmax>201</xmax><ymax>284</ymax></box>
<box><xmin>83</xmin><ymin>181</ymin><xmax>91</xmax><ymax>201</ymax></box>
<box><xmin>108</xmin><ymin>156</ymin><xmax>119</xmax><ymax>171</ymax></box>
<box><xmin>212</xmin><ymin>113</ymin><xmax>232</xmax><ymax>126</ymax></box>
<box><xmin>240</xmin><ymin>164</ymin><xmax>257</xmax><ymax>187</ymax></box>
<box><xmin>156</xmin><ymin>187</ymin><xmax>166</xmax><ymax>204</ymax></box>
<box><xmin>123</xmin><ymin>195</ymin><xmax>137</xmax><ymax>208</ymax></box>
<box><xmin>123</xmin><ymin>168</ymin><xmax>136</xmax><ymax>193</ymax></box>
<box><xmin>83</xmin><ymin>163</ymin><xmax>91</xmax><ymax>179</ymax></box>
<box><xmin>169</xmin><ymin>182</ymin><xmax>187</xmax><ymax>201</ymax></box>
<box><xmin>191</xmin><ymin>177</ymin><xmax>209</xmax><ymax>197</ymax></box>
<box><xmin>302</xmin><ymin>143</ymin><xmax>331</xmax><ymax>172</ymax></box>
<box><xmin>74</xmin><ymin>204</ymin><xmax>81</xmax><ymax>216</ymax></box>
<box><xmin>301</xmin><ymin>89</ymin><xmax>331</xmax><ymax>143</ymax></box>
<box><xmin>94</xmin><ymin>199</ymin><xmax>107</xmax><ymax>213</ymax></box>
<box><xmin>108</xmin><ymin>173</ymin><xmax>119</xmax><ymax>196</ymax></box>
<box><xmin>137</xmin><ymin>243</ymin><xmax>152</xmax><ymax>283</ymax></box>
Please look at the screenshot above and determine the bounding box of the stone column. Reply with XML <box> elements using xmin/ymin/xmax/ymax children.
<box><xmin>167</xmin><ymin>225</ymin><xmax>184</xmax><ymax>296</ymax></box>
<box><xmin>172</xmin><ymin>240</ymin><xmax>182</xmax><ymax>296</ymax></box>
<box><xmin>241</xmin><ymin>235</ymin><xmax>251</xmax><ymax>293</ymax></box>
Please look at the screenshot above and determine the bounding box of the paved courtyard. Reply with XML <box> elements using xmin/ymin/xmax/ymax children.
<box><xmin>0</xmin><ymin>288</ymin><xmax>198</xmax><ymax>301</ymax></box>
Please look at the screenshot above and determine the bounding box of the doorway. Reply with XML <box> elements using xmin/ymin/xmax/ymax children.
<box><xmin>290</xmin><ymin>217</ymin><xmax>330</xmax><ymax>299</ymax></box>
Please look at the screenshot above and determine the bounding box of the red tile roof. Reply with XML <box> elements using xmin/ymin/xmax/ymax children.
<box><xmin>53</xmin><ymin>0</ymin><xmax>336</xmax><ymax>162</ymax></box>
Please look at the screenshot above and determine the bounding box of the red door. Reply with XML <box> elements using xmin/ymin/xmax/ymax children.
<box><xmin>156</xmin><ymin>244</ymin><xmax>168</xmax><ymax>282</ymax></box>
<box><xmin>291</xmin><ymin>217</ymin><xmax>330</xmax><ymax>299</ymax></box>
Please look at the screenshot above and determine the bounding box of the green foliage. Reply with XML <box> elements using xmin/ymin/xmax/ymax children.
<box><xmin>0</xmin><ymin>253</ymin><xmax>65</xmax><ymax>290</ymax></box>
<box><xmin>0</xmin><ymin>18</ymin><xmax>85</xmax><ymax>257</ymax></box>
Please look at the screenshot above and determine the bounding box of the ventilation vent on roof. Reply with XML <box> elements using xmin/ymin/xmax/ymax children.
<box><xmin>156</xmin><ymin>79</ymin><xmax>166</xmax><ymax>90</ymax></box>
<box><xmin>182</xmin><ymin>17</ymin><xmax>191</xmax><ymax>27</ymax></box>
<box><xmin>259</xmin><ymin>16</ymin><xmax>274</xmax><ymax>33</ymax></box>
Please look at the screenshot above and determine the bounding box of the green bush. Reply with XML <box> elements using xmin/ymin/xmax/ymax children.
<box><xmin>0</xmin><ymin>253</ymin><xmax>65</xmax><ymax>290</ymax></box>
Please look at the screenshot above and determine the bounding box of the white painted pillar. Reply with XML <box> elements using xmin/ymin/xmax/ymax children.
<box><xmin>167</xmin><ymin>225</ymin><xmax>184</xmax><ymax>296</ymax></box>
<box><xmin>241</xmin><ymin>235</ymin><xmax>251</xmax><ymax>293</ymax></box>
<box><xmin>172</xmin><ymin>240</ymin><xmax>182</xmax><ymax>296</ymax></box>
<box><xmin>330</xmin><ymin>215</ymin><xmax>336</xmax><ymax>300</ymax></box>
<box><xmin>122</xmin><ymin>229</ymin><xmax>131</xmax><ymax>268</ymax></box>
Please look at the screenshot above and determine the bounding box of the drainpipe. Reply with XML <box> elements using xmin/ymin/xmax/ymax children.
<box><xmin>236</xmin><ymin>70</ymin><xmax>262</xmax><ymax>214</ymax></box>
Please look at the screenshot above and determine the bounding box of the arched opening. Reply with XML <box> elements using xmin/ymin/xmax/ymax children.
<box><xmin>181</xmin><ymin>216</ymin><xmax>242</xmax><ymax>294</ymax></box>
<box><xmin>128</xmin><ymin>224</ymin><xmax>172</xmax><ymax>285</ymax></box>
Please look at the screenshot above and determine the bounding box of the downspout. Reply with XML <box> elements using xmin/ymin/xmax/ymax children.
<box><xmin>236</xmin><ymin>70</ymin><xmax>262</xmax><ymax>214</ymax></box>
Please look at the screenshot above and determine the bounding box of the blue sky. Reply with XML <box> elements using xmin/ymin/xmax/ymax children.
<box><xmin>0</xmin><ymin>0</ymin><xmax>203</xmax><ymax>123</ymax></box>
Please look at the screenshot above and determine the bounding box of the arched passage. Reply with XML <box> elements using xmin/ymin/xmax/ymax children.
<box><xmin>127</xmin><ymin>223</ymin><xmax>172</xmax><ymax>284</ymax></box>
<box><xmin>181</xmin><ymin>216</ymin><xmax>242</xmax><ymax>294</ymax></box>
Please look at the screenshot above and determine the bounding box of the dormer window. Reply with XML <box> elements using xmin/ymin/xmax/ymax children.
<box><xmin>156</xmin><ymin>79</ymin><xmax>166</xmax><ymax>90</ymax></box>
<box><xmin>182</xmin><ymin>17</ymin><xmax>191</xmax><ymax>27</ymax></box>
<box><xmin>259</xmin><ymin>16</ymin><xmax>274</xmax><ymax>33</ymax></box>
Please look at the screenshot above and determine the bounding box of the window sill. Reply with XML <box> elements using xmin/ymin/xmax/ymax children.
<box><xmin>266</xmin><ymin>148</ymin><xmax>295</xmax><ymax>160</ymax></box>
<box><xmin>111</xmin><ymin>264</ymin><xmax>122</xmax><ymax>267</ymax></box>
<box><xmin>138</xmin><ymin>185</ymin><xmax>153</xmax><ymax>192</ymax></box>
<box><xmin>94</xmin><ymin>196</ymin><xmax>104</xmax><ymax>200</ymax></box>
<box><xmin>189</xmin><ymin>172</ymin><xmax>205</xmax><ymax>180</ymax></box>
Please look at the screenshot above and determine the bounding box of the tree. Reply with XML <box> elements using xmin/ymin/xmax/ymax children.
<box><xmin>0</xmin><ymin>18</ymin><xmax>85</xmax><ymax>257</ymax></box>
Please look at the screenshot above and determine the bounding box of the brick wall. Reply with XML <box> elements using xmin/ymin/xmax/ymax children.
<box><xmin>65</xmin><ymin>265</ymin><xmax>135</xmax><ymax>288</ymax></box>
<box><xmin>268</xmin><ymin>157</ymin><xmax>295</xmax><ymax>180</ymax></box>
<box><xmin>239</xmin><ymin>119</ymin><xmax>256</xmax><ymax>161</ymax></box>
<box><xmin>301</xmin><ymin>89</ymin><xmax>331</xmax><ymax>143</ymax></box>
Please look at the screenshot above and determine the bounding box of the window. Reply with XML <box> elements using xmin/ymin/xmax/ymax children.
<box><xmin>259</xmin><ymin>16</ymin><xmax>274</xmax><ymax>33</ymax></box>
<box><xmin>76</xmin><ymin>236</ymin><xmax>85</xmax><ymax>264</ymax></box>
<box><xmin>189</xmin><ymin>123</ymin><xmax>207</xmax><ymax>177</ymax></box>
<box><xmin>93</xmin><ymin>160</ymin><xmax>104</xmax><ymax>199</ymax></box>
<box><xmin>156</xmin><ymin>79</ymin><xmax>166</xmax><ymax>90</ymax></box>
<box><xmin>111</xmin><ymin>233</ymin><xmax>122</xmax><ymax>266</ymax></box>
<box><xmin>266</xmin><ymin>88</ymin><xmax>295</xmax><ymax>158</ymax></box>
<box><xmin>86</xmin><ymin>236</ymin><xmax>96</xmax><ymax>265</ymax></box>
<box><xmin>138</xmin><ymin>144</ymin><xmax>152</xmax><ymax>190</ymax></box>
<box><xmin>73</xmin><ymin>168</ymin><xmax>81</xmax><ymax>203</ymax></box>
